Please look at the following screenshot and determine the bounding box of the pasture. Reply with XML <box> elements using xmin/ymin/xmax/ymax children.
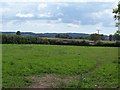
<box><xmin>2</xmin><ymin>44</ymin><xmax>119</xmax><ymax>88</ymax></box>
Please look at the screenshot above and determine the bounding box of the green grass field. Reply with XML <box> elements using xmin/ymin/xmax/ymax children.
<box><xmin>2</xmin><ymin>44</ymin><xmax>119</xmax><ymax>88</ymax></box>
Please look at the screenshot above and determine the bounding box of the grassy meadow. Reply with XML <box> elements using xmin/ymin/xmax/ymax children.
<box><xmin>2</xmin><ymin>44</ymin><xmax>119</xmax><ymax>88</ymax></box>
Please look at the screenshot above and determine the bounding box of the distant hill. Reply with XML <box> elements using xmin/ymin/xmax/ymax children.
<box><xmin>1</xmin><ymin>32</ymin><xmax>109</xmax><ymax>40</ymax></box>
<box><xmin>1</xmin><ymin>32</ymin><xmax>90</xmax><ymax>37</ymax></box>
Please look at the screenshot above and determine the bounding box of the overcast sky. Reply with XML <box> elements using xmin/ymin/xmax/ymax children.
<box><xmin>0</xmin><ymin>0</ymin><xmax>118</xmax><ymax>35</ymax></box>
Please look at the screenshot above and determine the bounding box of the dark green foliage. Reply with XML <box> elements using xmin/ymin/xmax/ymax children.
<box><xmin>48</xmin><ymin>39</ymin><xmax>89</xmax><ymax>46</ymax></box>
<box><xmin>94</xmin><ymin>41</ymin><xmax>120</xmax><ymax>47</ymax></box>
<box><xmin>2</xmin><ymin>34</ymin><xmax>120</xmax><ymax>47</ymax></box>
<box><xmin>109</xmin><ymin>34</ymin><xmax>113</xmax><ymax>41</ymax></box>
<box><xmin>99</xmin><ymin>34</ymin><xmax>105</xmax><ymax>40</ymax></box>
<box><xmin>114</xmin><ymin>30</ymin><xmax>120</xmax><ymax>41</ymax></box>
<box><xmin>89</xmin><ymin>33</ymin><xmax>101</xmax><ymax>42</ymax></box>
<box><xmin>113</xmin><ymin>2</ymin><xmax>120</xmax><ymax>19</ymax></box>
<box><xmin>2</xmin><ymin>34</ymin><xmax>48</xmax><ymax>44</ymax></box>
<box><xmin>16</xmin><ymin>31</ymin><xmax>21</xmax><ymax>35</ymax></box>
<box><xmin>95</xmin><ymin>41</ymin><xmax>115</xmax><ymax>47</ymax></box>
<box><xmin>109</xmin><ymin>31</ymin><xmax>120</xmax><ymax>41</ymax></box>
<box><xmin>2</xmin><ymin>34</ymin><xmax>89</xmax><ymax>46</ymax></box>
<box><xmin>55</xmin><ymin>34</ymin><xmax>72</xmax><ymax>39</ymax></box>
<box><xmin>115</xmin><ymin>41</ymin><xmax>120</xmax><ymax>46</ymax></box>
<box><xmin>113</xmin><ymin>2</ymin><xmax>120</xmax><ymax>31</ymax></box>
<box><xmin>74</xmin><ymin>36</ymin><xmax>84</xmax><ymax>39</ymax></box>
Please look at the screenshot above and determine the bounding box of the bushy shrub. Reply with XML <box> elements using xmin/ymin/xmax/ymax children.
<box><xmin>115</xmin><ymin>41</ymin><xmax>120</xmax><ymax>47</ymax></box>
<box><xmin>95</xmin><ymin>41</ymin><xmax>119</xmax><ymax>47</ymax></box>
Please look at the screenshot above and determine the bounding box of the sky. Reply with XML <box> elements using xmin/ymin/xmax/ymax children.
<box><xmin>0</xmin><ymin>0</ymin><xmax>119</xmax><ymax>35</ymax></box>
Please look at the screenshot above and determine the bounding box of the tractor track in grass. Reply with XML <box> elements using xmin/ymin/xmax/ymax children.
<box><xmin>83</xmin><ymin>60</ymin><xmax>103</xmax><ymax>77</ymax></box>
<box><xmin>27</xmin><ymin>60</ymin><xmax>103</xmax><ymax>88</ymax></box>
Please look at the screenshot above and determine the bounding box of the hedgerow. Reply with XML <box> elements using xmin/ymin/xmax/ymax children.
<box><xmin>1</xmin><ymin>34</ymin><xmax>120</xmax><ymax>47</ymax></box>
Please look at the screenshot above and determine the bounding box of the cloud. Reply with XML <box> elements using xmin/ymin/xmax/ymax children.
<box><xmin>56</xmin><ymin>3</ymin><xmax>69</xmax><ymax>7</ymax></box>
<box><xmin>92</xmin><ymin>9</ymin><xmax>113</xmax><ymax>18</ymax></box>
<box><xmin>38</xmin><ymin>12</ymin><xmax>52</xmax><ymax>17</ymax></box>
<box><xmin>56</xmin><ymin>12</ymin><xmax>64</xmax><ymax>17</ymax></box>
<box><xmin>16</xmin><ymin>13</ymin><xmax>34</xmax><ymax>18</ymax></box>
<box><xmin>57</xmin><ymin>18</ymin><xmax>62</xmax><ymax>23</ymax></box>
<box><xmin>38</xmin><ymin>3</ymin><xmax>47</xmax><ymax>10</ymax></box>
<box><xmin>67</xmin><ymin>23</ymin><xmax>80</xmax><ymax>28</ymax></box>
<box><xmin>0</xmin><ymin>0</ymin><xmax>117</xmax><ymax>2</ymax></box>
<box><xmin>2</xmin><ymin>19</ymin><xmax>117</xmax><ymax>35</ymax></box>
<box><xmin>57</xmin><ymin>6</ymin><xmax>60</xmax><ymax>10</ymax></box>
<box><xmin>1</xmin><ymin>2</ymin><xmax>117</xmax><ymax>34</ymax></box>
<box><xmin>90</xmin><ymin>8</ymin><xmax>115</xmax><ymax>27</ymax></box>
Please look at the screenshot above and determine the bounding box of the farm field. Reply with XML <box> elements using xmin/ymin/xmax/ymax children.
<box><xmin>2</xmin><ymin>44</ymin><xmax>119</xmax><ymax>88</ymax></box>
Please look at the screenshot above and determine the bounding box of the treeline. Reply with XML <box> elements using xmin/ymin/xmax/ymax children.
<box><xmin>55</xmin><ymin>33</ymin><xmax>120</xmax><ymax>41</ymax></box>
<box><xmin>1</xmin><ymin>34</ymin><xmax>120</xmax><ymax>47</ymax></box>
<box><xmin>55</xmin><ymin>33</ymin><xmax>105</xmax><ymax>40</ymax></box>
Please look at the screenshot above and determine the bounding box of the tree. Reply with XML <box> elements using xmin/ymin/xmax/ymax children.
<box><xmin>113</xmin><ymin>2</ymin><xmax>120</xmax><ymax>41</ymax></box>
<box><xmin>55</xmin><ymin>34</ymin><xmax>72</xmax><ymax>39</ymax></box>
<box><xmin>114</xmin><ymin>30</ymin><xmax>120</xmax><ymax>41</ymax></box>
<box><xmin>99</xmin><ymin>34</ymin><xmax>105</xmax><ymax>40</ymax></box>
<box><xmin>89</xmin><ymin>33</ymin><xmax>101</xmax><ymax>42</ymax></box>
<box><xmin>113</xmin><ymin>2</ymin><xmax>120</xmax><ymax>21</ymax></box>
<box><xmin>113</xmin><ymin>1</ymin><xmax>120</xmax><ymax>27</ymax></box>
<box><xmin>16</xmin><ymin>31</ymin><xmax>21</xmax><ymax>35</ymax></box>
<box><xmin>109</xmin><ymin>34</ymin><xmax>113</xmax><ymax>41</ymax></box>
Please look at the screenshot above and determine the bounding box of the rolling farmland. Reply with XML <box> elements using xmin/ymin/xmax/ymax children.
<box><xmin>2</xmin><ymin>44</ymin><xmax>119</xmax><ymax>88</ymax></box>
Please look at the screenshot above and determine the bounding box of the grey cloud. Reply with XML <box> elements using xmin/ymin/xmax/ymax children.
<box><xmin>1</xmin><ymin>2</ymin><xmax>115</xmax><ymax>27</ymax></box>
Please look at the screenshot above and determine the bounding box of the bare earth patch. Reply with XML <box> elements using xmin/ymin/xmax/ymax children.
<box><xmin>27</xmin><ymin>74</ymin><xmax>60</xmax><ymax>88</ymax></box>
<box><xmin>27</xmin><ymin>74</ymin><xmax>80</xmax><ymax>88</ymax></box>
